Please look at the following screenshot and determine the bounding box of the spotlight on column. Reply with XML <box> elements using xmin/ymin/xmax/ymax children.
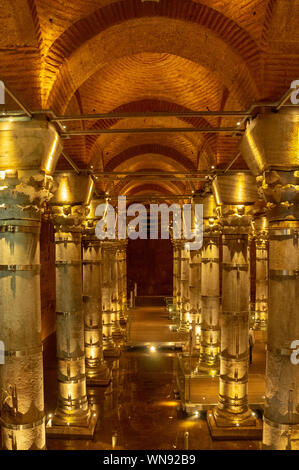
<box><xmin>149</xmin><ymin>345</ymin><xmax>156</xmax><ymax>353</ymax></box>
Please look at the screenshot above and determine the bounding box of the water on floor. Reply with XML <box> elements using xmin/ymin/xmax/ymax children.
<box><xmin>44</xmin><ymin>306</ymin><xmax>263</xmax><ymax>450</ymax></box>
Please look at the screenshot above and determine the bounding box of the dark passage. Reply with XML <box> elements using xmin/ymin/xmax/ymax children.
<box><xmin>127</xmin><ymin>239</ymin><xmax>173</xmax><ymax>296</ymax></box>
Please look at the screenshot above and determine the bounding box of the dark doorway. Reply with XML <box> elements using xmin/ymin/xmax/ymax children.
<box><xmin>127</xmin><ymin>238</ymin><xmax>173</xmax><ymax>296</ymax></box>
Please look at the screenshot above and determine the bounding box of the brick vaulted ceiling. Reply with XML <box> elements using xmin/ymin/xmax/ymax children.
<box><xmin>1</xmin><ymin>0</ymin><xmax>299</xmax><ymax>196</ymax></box>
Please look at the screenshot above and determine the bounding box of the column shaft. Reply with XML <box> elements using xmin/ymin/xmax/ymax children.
<box><xmin>199</xmin><ymin>230</ymin><xmax>220</xmax><ymax>371</ymax></box>
<box><xmin>53</xmin><ymin>227</ymin><xmax>90</xmax><ymax>426</ymax></box>
<box><xmin>0</xmin><ymin>177</ymin><xmax>47</xmax><ymax>449</ymax></box>
<box><xmin>263</xmin><ymin>220</ymin><xmax>299</xmax><ymax>449</ymax></box>
<box><xmin>178</xmin><ymin>242</ymin><xmax>191</xmax><ymax>332</ymax></box>
<box><xmin>82</xmin><ymin>236</ymin><xmax>110</xmax><ymax>385</ymax></box>
<box><xmin>214</xmin><ymin>230</ymin><xmax>254</xmax><ymax>424</ymax></box>
<box><xmin>252</xmin><ymin>219</ymin><xmax>268</xmax><ymax>331</ymax></box>
<box><xmin>101</xmin><ymin>243</ymin><xmax>119</xmax><ymax>357</ymax></box>
<box><xmin>189</xmin><ymin>250</ymin><xmax>201</xmax><ymax>353</ymax></box>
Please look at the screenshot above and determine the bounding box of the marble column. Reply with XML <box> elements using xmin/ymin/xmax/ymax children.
<box><xmin>178</xmin><ymin>240</ymin><xmax>191</xmax><ymax>332</ymax></box>
<box><xmin>118</xmin><ymin>241</ymin><xmax>127</xmax><ymax>324</ymax></box>
<box><xmin>82</xmin><ymin>199</ymin><xmax>111</xmax><ymax>386</ymax></box>
<box><xmin>197</xmin><ymin>194</ymin><xmax>221</xmax><ymax>372</ymax></box>
<box><xmin>0</xmin><ymin>119</ymin><xmax>61</xmax><ymax>449</ymax></box>
<box><xmin>207</xmin><ymin>173</ymin><xmax>261</xmax><ymax>438</ymax></box>
<box><xmin>101</xmin><ymin>241</ymin><xmax>120</xmax><ymax>357</ymax></box>
<box><xmin>172</xmin><ymin>241</ymin><xmax>180</xmax><ymax>313</ymax></box>
<box><xmin>252</xmin><ymin>216</ymin><xmax>268</xmax><ymax>331</ymax></box>
<box><xmin>48</xmin><ymin>173</ymin><xmax>98</xmax><ymax>436</ymax></box>
<box><xmin>189</xmin><ymin>249</ymin><xmax>201</xmax><ymax>353</ymax></box>
<box><xmin>110</xmin><ymin>242</ymin><xmax>123</xmax><ymax>338</ymax></box>
<box><xmin>241</xmin><ymin>109</ymin><xmax>299</xmax><ymax>449</ymax></box>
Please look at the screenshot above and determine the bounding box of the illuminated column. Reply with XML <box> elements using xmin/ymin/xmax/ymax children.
<box><xmin>110</xmin><ymin>242</ymin><xmax>123</xmax><ymax>338</ymax></box>
<box><xmin>0</xmin><ymin>119</ymin><xmax>61</xmax><ymax>450</ymax></box>
<box><xmin>241</xmin><ymin>109</ymin><xmax>299</xmax><ymax>449</ymax></box>
<box><xmin>197</xmin><ymin>194</ymin><xmax>221</xmax><ymax>372</ymax></box>
<box><xmin>49</xmin><ymin>173</ymin><xmax>97</xmax><ymax>434</ymax></box>
<box><xmin>177</xmin><ymin>240</ymin><xmax>191</xmax><ymax>332</ymax></box>
<box><xmin>189</xmin><ymin>249</ymin><xmax>201</xmax><ymax>325</ymax></box>
<box><xmin>101</xmin><ymin>241</ymin><xmax>120</xmax><ymax>357</ymax></box>
<box><xmin>172</xmin><ymin>241</ymin><xmax>180</xmax><ymax>311</ymax></box>
<box><xmin>82</xmin><ymin>199</ymin><xmax>111</xmax><ymax>386</ymax></box>
<box><xmin>118</xmin><ymin>241</ymin><xmax>128</xmax><ymax>323</ymax></box>
<box><xmin>122</xmin><ymin>243</ymin><xmax>128</xmax><ymax>315</ymax></box>
<box><xmin>252</xmin><ymin>216</ymin><xmax>268</xmax><ymax>331</ymax></box>
<box><xmin>208</xmin><ymin>174</ymin><xmax>261</xmax><ymax>437</ymax></box>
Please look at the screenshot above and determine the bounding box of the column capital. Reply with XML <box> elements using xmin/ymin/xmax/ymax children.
<box><xmin>212</xmin><ymin>172</ymin><xmax>260</xmax><ymax>234</ymax></box>
<box><xmin>0</xmin><ymin>170</ymin><xmax>56</xmax><ymax>220</ymax></box>
<box><xmin>0</xmin><ymin>118</ymin><xmax>62</xmax><ymax>221</ymax></box>
<box><xmin>252</xmin><ymin>215</ymin><xmax>269</xmax><ymax>245</ymax></box>
<box><xmin>257</xmin><ymin>170</ymin><xmax>299</xmax><ymax>221</ymax></box>
<box><xmin>50</xmin><ymin>173</ymin><xmax>94</xmax><ymax>232</ymax></box>
<box><xmin>216</xmin><ymin>204</ymin><xmax>258</xmax><ymax>234</ymax></box>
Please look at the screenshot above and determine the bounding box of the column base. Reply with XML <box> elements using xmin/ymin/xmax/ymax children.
<box><xmin>46</xmin><ymin>410</ymin><xmax>98</xmax><ymax>440</ymax></box>
<box><xmin>103</xmin><ymin>344</ymin><xmax>121</xmax><ymax>358</ymax></box>
<box><xmin>120</xmin><ymin>314</ymin><xmax>127</xmax><ymax>325</ymax></box>
<box><xmin>178</xmin><ymin>324</ymin><xmax>190</xmax><ymax>333</ymax></box>
<box><xmin>86</xmin><ymin>365</ymin><xmax>112</xmax><ymax>387</ymax></box>
<box><xmin>112</xmin><ymin>328</ymin><xmax>123</xmax><ymax>338</ymax></box>
<box><xmin>263</xmin><ymin>416</ymin><xmax>299</xmax><ymax>450</ymax></box>
<box><xmin>197</xmin><ymin>358</ymin><xmax>220</xmax><ymax>375</ymax></box>
<box><xmin>207</xmin><ymin>409</ymin><xmax>263</xmax><ymax>440</ymax></box>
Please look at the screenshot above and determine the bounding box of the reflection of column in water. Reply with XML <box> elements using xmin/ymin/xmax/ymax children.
<box><xmin>112</xmin><ymin>359</ymin><xmax>120</xmax><ymax>413</ymax></box>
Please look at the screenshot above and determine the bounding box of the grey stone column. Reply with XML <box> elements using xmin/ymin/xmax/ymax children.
<box><xmin>241</xmin><ymin>109</ymin><xmax>299</xmax><ymax>449</ymax></box>
<box><xmin>178</xmin><ymin>240</ymin><xmax>191</xmax><ymax>332</ymax></box>
<box><xmin>48</xmin><ymin>173</ymin><xmax>97</xmax><ymax>435</ymax></box>
<box><xmin>172</xmin><ymin>241</ymin><xmax>180</xmax><ymax>312</ymax></box>
<box><xmin>199</xmin><ymin>207</ymin><xmax>221</xmax><ymax>372</ymax></box>
<box><xmin>208</xmin><ymin>174</ymin><xmax>261</xmax><ymax>438</ymax></box>
<box><xmin>0</xmin><ymin>119</ymin><xmax>61</xmax><ymax>449</ymax></box>
<box><xmin>189</xmin><ymin>250</ymin><xmax>201</xmax><ymax>323</ymax></box>
<box><xmin>118</xmin><ymin>241</ymin><xmax>127</xmax><ymax>323</ymax></box>
<box><xmin>83</xmin><ymin>200</ymin><xmax>111</xmax><ymax>386</ymax></box>
<box><xmin>252</xmin><ymin>216</ymin><xmax>268</xmax><ymax>331</ymax></box>
<box><xmin>101</xmin><ymin>241</ymin><xmax>120</xmax><ymax>357</ymax></box>
<box><xmin>110</xmin><ymin>242</ymin><xmax>123</xmax><ymax>338</ymax></box>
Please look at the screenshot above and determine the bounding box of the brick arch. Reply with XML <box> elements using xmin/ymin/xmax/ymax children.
<box><xmin>72</xmin><ymin>54</ymin><xmax>227</xmax><ymax>126</ymax></box>
<box><xmin>82</xmin><ymin>98</ymin><xmax>216</xmax><ymax>170</ymax></box>
<box><xmin>46</xmin><ymin>16</ymin><xmax>259</xmax><ymax>112</ymax></box>
<box><xmin>86</xmin><ymin>98</ymin><xmax>217</xmax><ymax>146</ymax></box>
<box><xmin>116</xmin><ymin>181</ymin><xmax>185</xmax><ymax>197</ymax></box>
<box><xmin>104</xmin><ymin>145</ymin><xmax>196</xmax><ymax>172</ymax></box>
<box><xmin>43</xmin><ymin>0</ymin><xmax>260</xmax><ymax>95</ymax></box>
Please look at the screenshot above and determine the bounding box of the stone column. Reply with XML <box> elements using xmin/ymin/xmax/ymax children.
<box><xmin>110</xmin><ymin>242</ymin><xmax>123</xmax><ymax>338</ymax></box>
<box><xmin>0</xmin><ymin>119</ymin><xmax>61</xmax><ymax>450</ymax></box>
<box><xmin>83</xmin><ymin>199</ymin><xmax>111</xmax><ymax>386</ymax></box>
<box><xmin>173</xmin><ymin>240</ymin><xmax>182</xmax><ymax>313</ymax></box>
<box><xmin>48</xmin><ymin>173</ymin><xmax>98</xmax><ymax>437</ymax></box>
<box><xmin>172</xmin><ymin>241</ymin><xmax>180</xmax><ymax>312</ymax></box>
<box><xmin>118</xmin><ymin>241</ymin><xmax>128</xmax><ymax>324</ymax></box>
<box><xmin>178</xmin><ymin>240</ymin><xmax>191</xmax><ymax>332</ymax></box>
<box><xmin>207</xmin><ymin>173</ymin><xmax>262</xmax><ymax>439</ymax></box>
<box><xmin>252</xmin><ymin>216</ymin><xmax>268</xmax><ymax>331</ymax></box>
<box><xmin>197</xmin><ymin>194</ymin><xmax>221</xmax><ymax>372</ymax></box>
<box><xmin>101</xmin><ymin>241</ymin><xmax>120</xmax><ymax>357</ymax></box>
<box><xmin>241</xmin><ymin>109</ymin><xmax>299</xmax><ymax>449</ymax></box>
<box><xmin>189</xmin><ymin>249</ymin><xmax>201</xmax><ymax>353</ymax></box>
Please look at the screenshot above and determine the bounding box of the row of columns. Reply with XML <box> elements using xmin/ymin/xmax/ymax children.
<box><xmin>171</xmin><ymin>181</ymin><xmax>272</xmax><ymax>440</ymax></box>
<box><xmin>0</xmin><ymin>120</ymin><xmax>128</xmax><ymax>449</ymax></box>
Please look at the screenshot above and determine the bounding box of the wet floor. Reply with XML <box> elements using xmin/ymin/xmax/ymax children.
<box><xmin>44</xmin><ymin>307</ymin><xmax>263</xmax><ymax>450</ymax></box>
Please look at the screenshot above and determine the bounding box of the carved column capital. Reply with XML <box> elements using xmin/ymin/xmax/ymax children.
<box><xmin>50</xmin><ymin>204</ymin><xmax>89</xmax><ymax>232</ymax></box>
<box><xmin>0</xmin><ymin>170</ymin><xmax>55</xmax><ymax>220</ymax></box>
<box><xmin>257</xmin><ymin>170</ymin><xmax>299</xmax><ymax>222</ymax></box>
